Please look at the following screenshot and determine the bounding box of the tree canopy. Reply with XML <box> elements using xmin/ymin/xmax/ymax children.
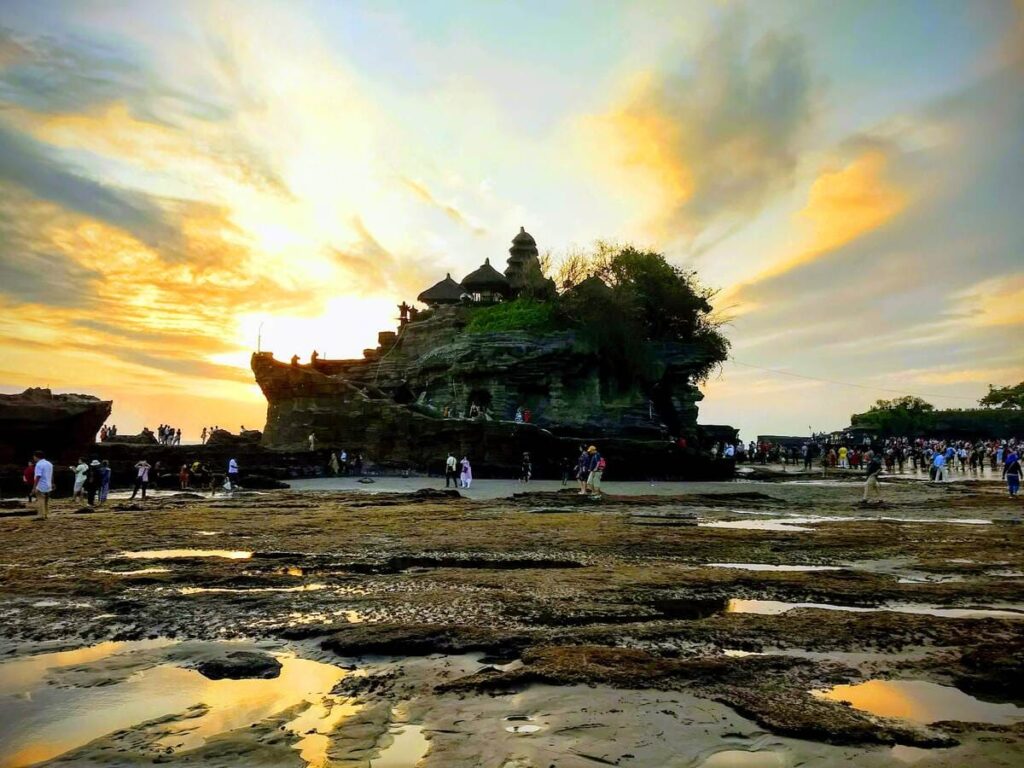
<box><xmin>867</xmin><ymin>396</ymin><xmax>935</xmax><ymax>413</ymax></box>
<box><xmin>555</xmin><ymin>243</ymin><xmax>729</xmax><ymax>383</ymax></box>
<box><xmin>979</xmin><ymin>381</ymin><xmax>1024</xmax><ymax>410</ymax></box>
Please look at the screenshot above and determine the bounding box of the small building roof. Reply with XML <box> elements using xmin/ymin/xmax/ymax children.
<box><xmin>461</xmin><ymin>258</ymin><xmax>511</xmax><ymax>291</ymax></box>
<box><xmin>417</xmin><ymin>273</ymin><xmax>465</xmax><ymax>304</ymax></box>
<box><xmin>511</xmin><ymin>226</ymin><xmax>536</xmax><ymax>246</ymax></box>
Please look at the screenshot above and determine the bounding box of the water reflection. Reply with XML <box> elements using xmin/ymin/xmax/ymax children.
<box><xmin>708</xmin><ymin>563</ymin><xmax>840</xmax><ymax>572</ymax></box>
<box><xmin>121</xmin><ymin>549</ymin><xmax>252</xmax><ymax>560</ymax></box>
<box><xmin>726</xmin><ymin>599</ymin><xmax>1024</xmax><ymax>619</ymax></box>
<box><xmin>813</xmin><ymin>680</ymin><xmax>1024</xmax><ymax>725</ymax></box>
<box><xmin>0</xmin><ymin>641</ymin><xmax>348</xmax><ymax>767</ymax></box>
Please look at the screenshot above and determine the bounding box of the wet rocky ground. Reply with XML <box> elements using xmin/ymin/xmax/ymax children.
<box><xmin>1</xmin><ymin>476</ymin><xmax>1022</xmax><ymax>766</ymax></box>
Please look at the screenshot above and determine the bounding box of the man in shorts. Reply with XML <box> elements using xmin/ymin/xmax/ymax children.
<box><xmin>32</xmin><ymin>450</ymin><xmax>54</xmax><ymax>520</ymax></box>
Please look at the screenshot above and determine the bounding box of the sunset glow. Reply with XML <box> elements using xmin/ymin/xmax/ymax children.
<box><xmin>1</xmin><ymin>0</ymin><xmax>1022</xmax><ymax>439</ymax></box>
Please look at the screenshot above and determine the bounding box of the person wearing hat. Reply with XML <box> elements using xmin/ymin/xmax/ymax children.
<box><xmin>84</xmin><ymin>460</ymin><xmax>102</xmax><ymax>506</ymax></box>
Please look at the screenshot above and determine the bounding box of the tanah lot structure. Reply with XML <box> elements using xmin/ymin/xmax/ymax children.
<box><xmin>252</xmin><ymin>227</ymin><xmax>736</xmax><ymax>479</ymax></box>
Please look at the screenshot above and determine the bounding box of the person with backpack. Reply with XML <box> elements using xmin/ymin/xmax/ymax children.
<box><xmin>1003</xmin><ymin>449</ymin><xmax>1021</xmax><ymax>498</ymax></box>
<box><xmin>586</xmin><ymin>445</ymin><xmax>605</xmax><ymax>497</ymax></box>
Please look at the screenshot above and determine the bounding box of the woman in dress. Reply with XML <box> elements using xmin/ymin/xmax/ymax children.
<box><xmin>460</xmin><ymin>456</ymin><xmax>472</xmax><ymax>489</ymax></box>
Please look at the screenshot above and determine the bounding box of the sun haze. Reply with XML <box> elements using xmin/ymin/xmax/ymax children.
<box><xmin>0</xmin><ymin>0</ymin><xmax>1021</xmax><ymax>440</ymax></box>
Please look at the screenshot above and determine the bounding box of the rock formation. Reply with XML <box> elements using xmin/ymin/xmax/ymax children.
<box><xmin>0</xmin><ymin>388</ymin><xmax>111</xmax><ymax>464</ymax></box>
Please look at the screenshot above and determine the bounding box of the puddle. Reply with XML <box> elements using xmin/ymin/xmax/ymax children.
<box><xmin>699</xmin><ymin>518</ymin><xmax>818</xmax><ymax>532</ymax></box>
<box><xmin>708</xmin><ymin>563</ymin><xmax>841</xmax><ymax>572</ymax></box>
<box><xmin>699</xmin><ymin>750</ymin><xmax>789</xmax><ymax>767</ymax></box>
<box><xmin>180</xmin><ymin>584</ymin><xmax>327</xmax><ymax>595</ymax></box>
<box><xmin>726</xmin><ymin>599</ymin><xmax>1024</xmax><ymax>619</ymax></box>
<box><xmin>120</xmin><ymin>549</ymin><xmax>252</xmax><ymax>560</ymax></box>
<box><xmin>813</xmin><ymin>680</ymin><xmax>1024</xmax><ymax>725</ymax></box>
<box><xmin>95</xmin><ymin>567</ymin><xmax>171</xmax><ymax>576</ymax></box>
<box><xmin>0</xmin><ymin>641</ymin><xmax>348</xmax><ymax>767</ymax></box>
<box><xmin>503</xmin><ymin>714</ymin><xmax>542</xmax><ymax>734</ymax></box>
<box><xmin>195</xmin><ymin>530</ymin><xmax>219</xmax><ymax>536</ymax></box>
<box><xmin>373</xmin><ymin>719</ymin><xmax>429</xmax><ymax>767</ymax></box>
<box><xmin>723</xmin><ymin>649</ymin><xmax>762</xmax><ymax>657</ymax></box>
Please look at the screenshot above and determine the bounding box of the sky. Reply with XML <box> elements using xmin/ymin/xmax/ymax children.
<box><xmin>0</xmin><ymin>0</ymin><xmax>1021</xmax><ymax>442</ymax></box>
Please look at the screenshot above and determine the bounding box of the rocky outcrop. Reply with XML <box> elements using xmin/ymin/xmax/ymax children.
<box><xmin>252</xmin><ymin>306</ymin><xmax>735</xmax><ymax>479</ymax></box>
<box><xmin>0</xmin><ymin>388</ymin><xmax>111</xmax><ymax>464</ymax></box>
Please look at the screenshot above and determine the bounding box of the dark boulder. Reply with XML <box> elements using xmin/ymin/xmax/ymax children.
<box><xmin>192</xmin><ymin>651</ymin><xmax>282</xmax><ymax>680</ymax></box>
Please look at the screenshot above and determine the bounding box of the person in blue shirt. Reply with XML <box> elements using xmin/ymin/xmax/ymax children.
<box><xmin>932</xmin><ymin>451</ymin><xmax>947</xmax><ymax>483</ymax></box>
<box><xmin>1003</xmin><ymin>449</ymin><xmax>1021</xmax><ymax>497</ymax></box>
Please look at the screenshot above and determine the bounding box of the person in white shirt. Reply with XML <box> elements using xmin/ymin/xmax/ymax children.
<box><xmin>32</xmin><ymin>451</ymin><xmax>53</xmax><ymax>520</ymax></box>
<box><xmin>131</xmin><ymin>460</ymin><xmax>151</xmax><ymax>500</ymax></box>
<box><xmin>227</xmin><ymin>458</ymin><xmax>239</xmax><ymax>490</ymax></box>
<box><xmin>72</xmin><ymin>458</ymin><xmax>88</xmax><ymax>502</ymax></box>
<box><xmin>308</xmin><ymin>433</ymin><xmax>316</xmax><ymax>451</ymax></box>
<box><xmin>445</xmin><ymin>452</ymin><xmax>458</xmax><ymax>487</ymax></box>
<box><xmin>723</xmin><ymin>443</ymin><xmax>735</xmax><ymax>459</ymax></box>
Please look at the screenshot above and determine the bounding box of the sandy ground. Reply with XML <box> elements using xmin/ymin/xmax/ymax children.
<box><xmin>1</xmin><ymin>475</ymin><xmax>1022</xmax><ymax>766</ymax></box>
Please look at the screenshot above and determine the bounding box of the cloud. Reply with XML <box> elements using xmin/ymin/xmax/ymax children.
<box><xmin>0</xmin><ymin>123</ymin><xmax>178</xmax><ymax>250</ymax></box>
<box><xmin>726</xmin><ymin>148</ymin><xmax>906</xmax><ymax>297</ymax></box>
<box><xmin>328</xmin><ymin>217</ymin><xmax>433</xmax><ymax>298</ymax></box>
<box><xmin>600</xmin><ymin>13</ymin><xmax>814</xmax><ymax>237</ymax></box>
<box><xmin>947</xmin><ymin>273</ymin><xmax>1024</xmax><ymax>328</ymax></box>
<box><xmin>399</xmin><ymin>176</ymin><xmax>487</xmax><ymax>235</ymax></box>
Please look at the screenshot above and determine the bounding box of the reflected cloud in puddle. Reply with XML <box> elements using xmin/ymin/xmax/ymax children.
<box><xmin>95</xmin><ymin>567</ymin><xmax>171</xmax><ymax>576</ymax></box>
<box><xmin>120</xmin><ymin>549</ymin><xmax>252</xmax><ymax>560</ymax></box>
<box><xmin>813</xmin><ymin>680</ymin><xmax>1024</xmax><ymax>725</ymax></box>
<box><xmin>0</xmin><ymin>641</ymin><xmax>349</xmax><ymax>767</ymax></box>
<box><xmin>373</xmin><ymin>709</ymin><xmax>429</xmax><ymax>767</ymax></box>
<box><xmin>708</xmin><ymin>563</ymin><xmax>841</xmax><ymax>572</ymax></box>
<box><xmin>180</xmin><ymin>584</ymin><xmax>327</xmax><ymax>595</ymax></box>
<box><xmin>726</xmin><ymin>599</ymin><xmax>1024</xmax><ymax>619</ymax></box>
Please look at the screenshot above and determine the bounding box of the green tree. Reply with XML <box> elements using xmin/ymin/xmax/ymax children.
<box><xmin>979</xmin><ymin>381</ymin><xmax>1024</xmax><ymax>409</ymax></box>
<box><xmin>867</xmin><ymin>396</ymin><xmax>935</xmax><ymax>413</ymax></box>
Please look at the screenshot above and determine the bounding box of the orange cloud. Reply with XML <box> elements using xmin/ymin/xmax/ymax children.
<box><xmin>949</xmin><ymin>273</ymin><xmax>1024</xmax><ymax>328</ymax></box>
<box><xmin>719</xmin><ymin>149</ymin><xmax>906</xmax><ymax>312</ymax></box>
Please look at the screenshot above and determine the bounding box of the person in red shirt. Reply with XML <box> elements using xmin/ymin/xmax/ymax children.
<box><xmin>23</xmin><ymin>460</ymin><xmax>35</xmax><ymax>502</ymax></box>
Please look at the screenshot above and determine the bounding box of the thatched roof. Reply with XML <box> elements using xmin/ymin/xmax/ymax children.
<box><xmin>461</xmin><ymin>258</ymin><xmax>511</xmax><ymax>292</ymax></box>
<box><xmin>417</xmin><ymin>273</ymin><xmax>465</xmax><ymax>304</ymax></box>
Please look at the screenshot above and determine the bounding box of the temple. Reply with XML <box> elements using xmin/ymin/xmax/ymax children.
<box><xmin>417</xmin><ymin>227</ymin><xmax>554</xmax><ymax>306</ymax></box>
<box><xmin>251</xmin><ymin>227</ymin><xmax>735</xmax><ymax>478</ymax></box>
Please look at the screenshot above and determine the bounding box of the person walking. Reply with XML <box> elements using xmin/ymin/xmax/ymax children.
<box><xmin>71</xmin><ymin>457</ymin><xmax>88</xmax><ymax>503</ymax></box>
<box><xmin>576</xmin><ymin>445</ymin><xmax>589</xmax><ymax>495</ymax></box>
<box><xmin>329</xmin><ymin>452</ymin><xmax>340</xmax><ymax>476</ymax></box>
<box><xmin>585</xmin><ymin>445</ymin><xmax>604</xmax><ymax>497</ymax></box>
<box><xmin>130</xmin><ymin>459</ymin><xmax>151</xmax><ymax>500</ymax></box>
<box><xmin>459</xmin><ymin>456</ymin><xmax>472</xmax><ymax>489</ymax></box>
<box><xmin>201</xmin><ymin>427</ymin><xmax>208</xmax><ymax>444</ymax></box>
<box><xmin>932</xmin><ymin>451</ymin><xmax>947</xmax><ymax>483</ymax></box>
<box><xmin>84</xmin><ymin>460</ymin><xmax>101</xmax><ymax>506</ymax></box>
<box><xmin>227</xmin><ymin>457</ymin><xmax>239</xmax><ymax>490</ymax></box>
<box><xmin>179</xmin><ymin>464</ymin><xmax>190</xmax><ymax>490</ymax></box>
<box><xmin>445</xmin><ymin>452</ymin><xmax>457</xmax><ymax>488</ymax></box>
<box><xmin>340</xmin><ymin>449</ymin><xmax>349</xmax><ymax>475</ymax></box>
<box><xmin>99</xmin><ymin>460</ymin><xmax>111</xmax><ymax>504</ymax></box>
<box><xmin>862</xmin><ymin>453</ymin><xmax>883</xmax><ymax>505</ymax></box>
<box><xmin>31</xmin><ymin>451</ymin><xmax>54</xmax><ymax>520</ymax></box>
<box><xmin>308</xmin><ymin>433</ymin><xmax>316</xmax><ymax>451</ymax></box>
<box><xmin>23</xmin><ymin>459</ymin><xmax>35</xmax><ymax>503</ymax></box>
<box><xmin>520</xmin><ymin>452</ymin><xmax>532</xmax><ymax>483</ymax></box>
<box><xmin>1003</xmin><ymin>448</ymin><xmax>1021</xmax><ymax>498</ymax></box>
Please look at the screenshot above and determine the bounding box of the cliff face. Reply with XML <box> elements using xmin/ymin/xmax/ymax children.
<box><xmin>0</xmin><ymin>388</ymin><xmax>112</xmax><ymax>464</ymax></box>
<box><xmin>252</xmin><ymin>306</ymin><xmax>730</xmax><ymax>478</ymax></box>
